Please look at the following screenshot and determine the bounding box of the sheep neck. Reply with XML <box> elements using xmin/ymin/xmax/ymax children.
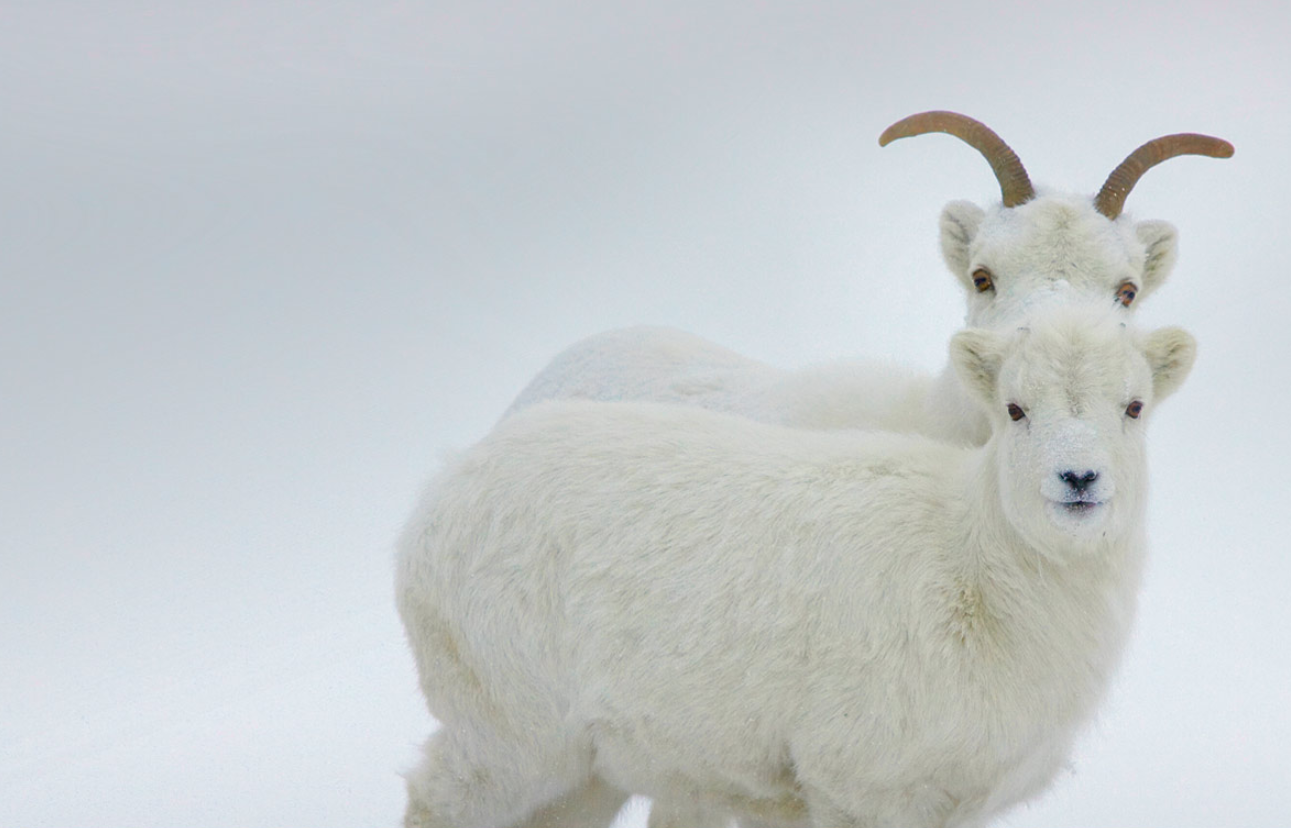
<box><xmin>944</xmin><ymin>439</ymin><xmax>1148</xmax><ymax>727</ymax></box>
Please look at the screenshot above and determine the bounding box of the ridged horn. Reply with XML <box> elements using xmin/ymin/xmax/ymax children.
<box><xmin>880</xmin><ymin>111</ymin><xmax>1035</xmax><ymax>208</ymax></box>
<box><xmin>1094</xmin><ymin>134</ymin><xmax>1234</xmax><ymax>219</ymax></box>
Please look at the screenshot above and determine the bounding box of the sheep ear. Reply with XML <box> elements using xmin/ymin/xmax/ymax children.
<box><xmin>940</xmin><ymin>201</ymin><xmax>986</xmax><ymax>291</ymax></box>
<box><xmin>1135</xmin><ymin>220</ymin><xmax>1177</xmax><ymax>299</ymax></box>
<box><xmin>1142</xmin><ymin>326</ymin><xmax>1197</xmax><ymax>402</ymax></box>
<box><xmin>949</xmin><ymin>328</ymin><xmax>1007</xmax><ymax>408</ymax></box>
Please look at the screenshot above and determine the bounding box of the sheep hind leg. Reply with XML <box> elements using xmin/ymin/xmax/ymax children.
<box><xmin>517</xmin><ymin>776</ymin><xmax>630</xmax><ymax>828</ymax></box>
<box><xmin>648</xmin><ymin>798</ymin><xmax>730</xmax><ymax>828</ymax></box>
<box><xmin>404</xmin><ymin>726</ymin><xmax>595</xmax><ymax>828</ymax></box>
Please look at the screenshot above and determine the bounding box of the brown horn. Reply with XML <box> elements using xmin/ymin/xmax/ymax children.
<box><xmin>1094</xmin><ymin>134</ymin><xmax>1234</xmax><ymax>220</ymax></box>
<box><xmin>880</xmin><ymin>111</ymin><xmax>1035</xmax><ymax>208</ymax></box>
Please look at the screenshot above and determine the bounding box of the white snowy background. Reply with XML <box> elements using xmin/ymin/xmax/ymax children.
<box><xmin>3</xmin><ymin>1</ymin><xmax>1288</xmax><ymax>826</ymax></box>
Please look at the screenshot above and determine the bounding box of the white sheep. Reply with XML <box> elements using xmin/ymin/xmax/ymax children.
<box><xmin>396</xmin><ymin>303</ymin><xmax>1197</xmax><ymax>828</ymax></box>
<box><xmin>505</xmin><ymin>112</ymin><xmax>1228</xmax><ymax>445</ymax></box>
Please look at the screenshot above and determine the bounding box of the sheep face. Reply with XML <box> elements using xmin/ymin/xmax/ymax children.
<box><xmin>951</xmin><ymin>305</ymin><xmax>1196</xmax><ymax>559</ymax></box>
<box><xmin>939</xmin><ymin>193</ymin><xmax>1176</xmax><ymax>331</ymax></box>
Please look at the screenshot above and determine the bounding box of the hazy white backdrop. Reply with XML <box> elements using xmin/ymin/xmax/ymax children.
<box><xmin>3</xmin><ymin>1</ymin><xmax>1288</xmax><ymax>826</ymax></box>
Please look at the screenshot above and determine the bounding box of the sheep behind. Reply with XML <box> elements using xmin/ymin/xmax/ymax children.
<box><xmin>503</xmin><ymin>114</ymin><xmax>1228</xmax><ymax>446</ymax></box>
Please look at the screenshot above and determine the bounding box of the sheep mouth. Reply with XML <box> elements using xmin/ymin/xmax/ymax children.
<box><xmin>1045</xmin><ymin>498</ymin><xmax>1107</xmax><ymax>522</ymax></box>
<box><xmin>1042</xmin><ymin>497</ymin><xmax>1111</xmax><ymax>536</ymax></box>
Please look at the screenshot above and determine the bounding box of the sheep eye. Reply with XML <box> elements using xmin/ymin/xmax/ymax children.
<box><xmin>972</xmin><ymin>268</ymin><xmax>994</xmax><ymax>294</ymax></box>
<box><xmin>1007</xmin><ymin>403</ymin><xmax>1026</xmax><ymax>421</ymax></box>
<box><xmin>1125</xmin><ymin>400</ymin><xmax>1144</xmax><ymax>419</ymax></box>
<box><xmin>1116</xmin><ymin>282</ymin><xmax>1138</xmax><ymax>307</ymax></box>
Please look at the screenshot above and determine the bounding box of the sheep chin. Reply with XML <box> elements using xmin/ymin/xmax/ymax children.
<box><xmin>1043</xmin><ymin>498</ymin><xmax>1111</xmax><ymax>536</ymax></box>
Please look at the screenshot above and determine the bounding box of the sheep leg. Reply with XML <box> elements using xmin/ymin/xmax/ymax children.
<box><xmin>647</xmin><ymin>798</ymin><xmax>729</xmax><ymax>828</ymax></box>
<box><xmin>801</xmin><ymin>786</ymin><xmax>962</xmax><ymax>828</ymax></box>
<box><xmin>516</xmin><ymin>776</ymin><xmax>630</xmax><ymax>828</ymax></box>
<box><xmin>404</xmin><ymin>726</ymin><xmax>593</xmax><ymax>828</ymax></box>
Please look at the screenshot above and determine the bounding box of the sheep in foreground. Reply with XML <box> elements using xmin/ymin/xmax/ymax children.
<box><xmin>505</xmin><ymin>111</ymin><xmax>1228</xmax><ymax>445</ymax></box>
<box><xmin>397</xmin><ymin>303</ymin><xmax>1197</xmax><ymax>828</ymax></box>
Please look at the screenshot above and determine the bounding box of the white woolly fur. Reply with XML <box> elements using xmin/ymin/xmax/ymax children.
<box><xmin>396</xmin><ymin>304</ymin><xmax>1196</xmax><ymax>828</ymax></box>
<box><xmin>505</xmin><ymin>190</ymin><xmax>1181</xmax><ymax>447</ymax></box>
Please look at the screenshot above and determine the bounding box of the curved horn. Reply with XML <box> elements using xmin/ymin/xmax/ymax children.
<box><xmin>1094</xmin><ymin>134</ymin><xmax>1234</xmax><ymax>220</ymax></box>
<box><xmin>880</xmin><ymin>111</ymin><xmax>1035</xmax><ymax>208</ymax></box>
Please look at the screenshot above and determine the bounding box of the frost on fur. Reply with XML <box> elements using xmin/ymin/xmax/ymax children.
<box><xmin>505</xmin><ymin>112</ymin><xmax>1228</xmax><ymax>446</ymax></box>
<box><xmin>396</xmin><ymin>303</ymin><xmax>1195</xmax><ymax>828</ymax></box>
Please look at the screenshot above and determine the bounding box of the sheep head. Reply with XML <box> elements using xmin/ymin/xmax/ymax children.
<box><xmin>881</xmin><ymin>111</ymin><xmax>1232</xmax><ymax>330</ymax></box>
<box><xmin>950</xmin><ymin>303</ymin><xmax>1196</xmax><ymax>559</ymax></box>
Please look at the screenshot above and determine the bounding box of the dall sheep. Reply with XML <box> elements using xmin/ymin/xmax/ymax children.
<box><xmin>506</xmin><ymin>111</ymin><xmax>1229</xmax><ymax>445</ymax></box>
<box><xmin>397</xmin><ymin>303</ymin><xmax>1197</xmax><ymax>828</ymax></box>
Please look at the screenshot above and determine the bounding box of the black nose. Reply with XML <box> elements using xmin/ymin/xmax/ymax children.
<box><xmin>1059</xmin><ymin>470</ymin><xmax>1099</xmax><ymax>492</ymax></box>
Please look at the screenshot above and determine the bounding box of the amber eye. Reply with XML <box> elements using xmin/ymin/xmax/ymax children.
<box><xmin>1007</xmin><ymin>403</ymin><xmax>1026</xmax><ymax>422</ymax></box>
<box><xmin>972</xmin><ymin>267</ymin><xmax>994</xmax><ymax>293</ymax></box>
<box><xmin>1116</xmin><ymin>282</ymin><xmax>1138</xmax><ymax>307</ymax></box>
<box><xmin>1126</xmin><ymin>400</ymin><xmax>1144</xmax><ymax>419</ymax></box>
